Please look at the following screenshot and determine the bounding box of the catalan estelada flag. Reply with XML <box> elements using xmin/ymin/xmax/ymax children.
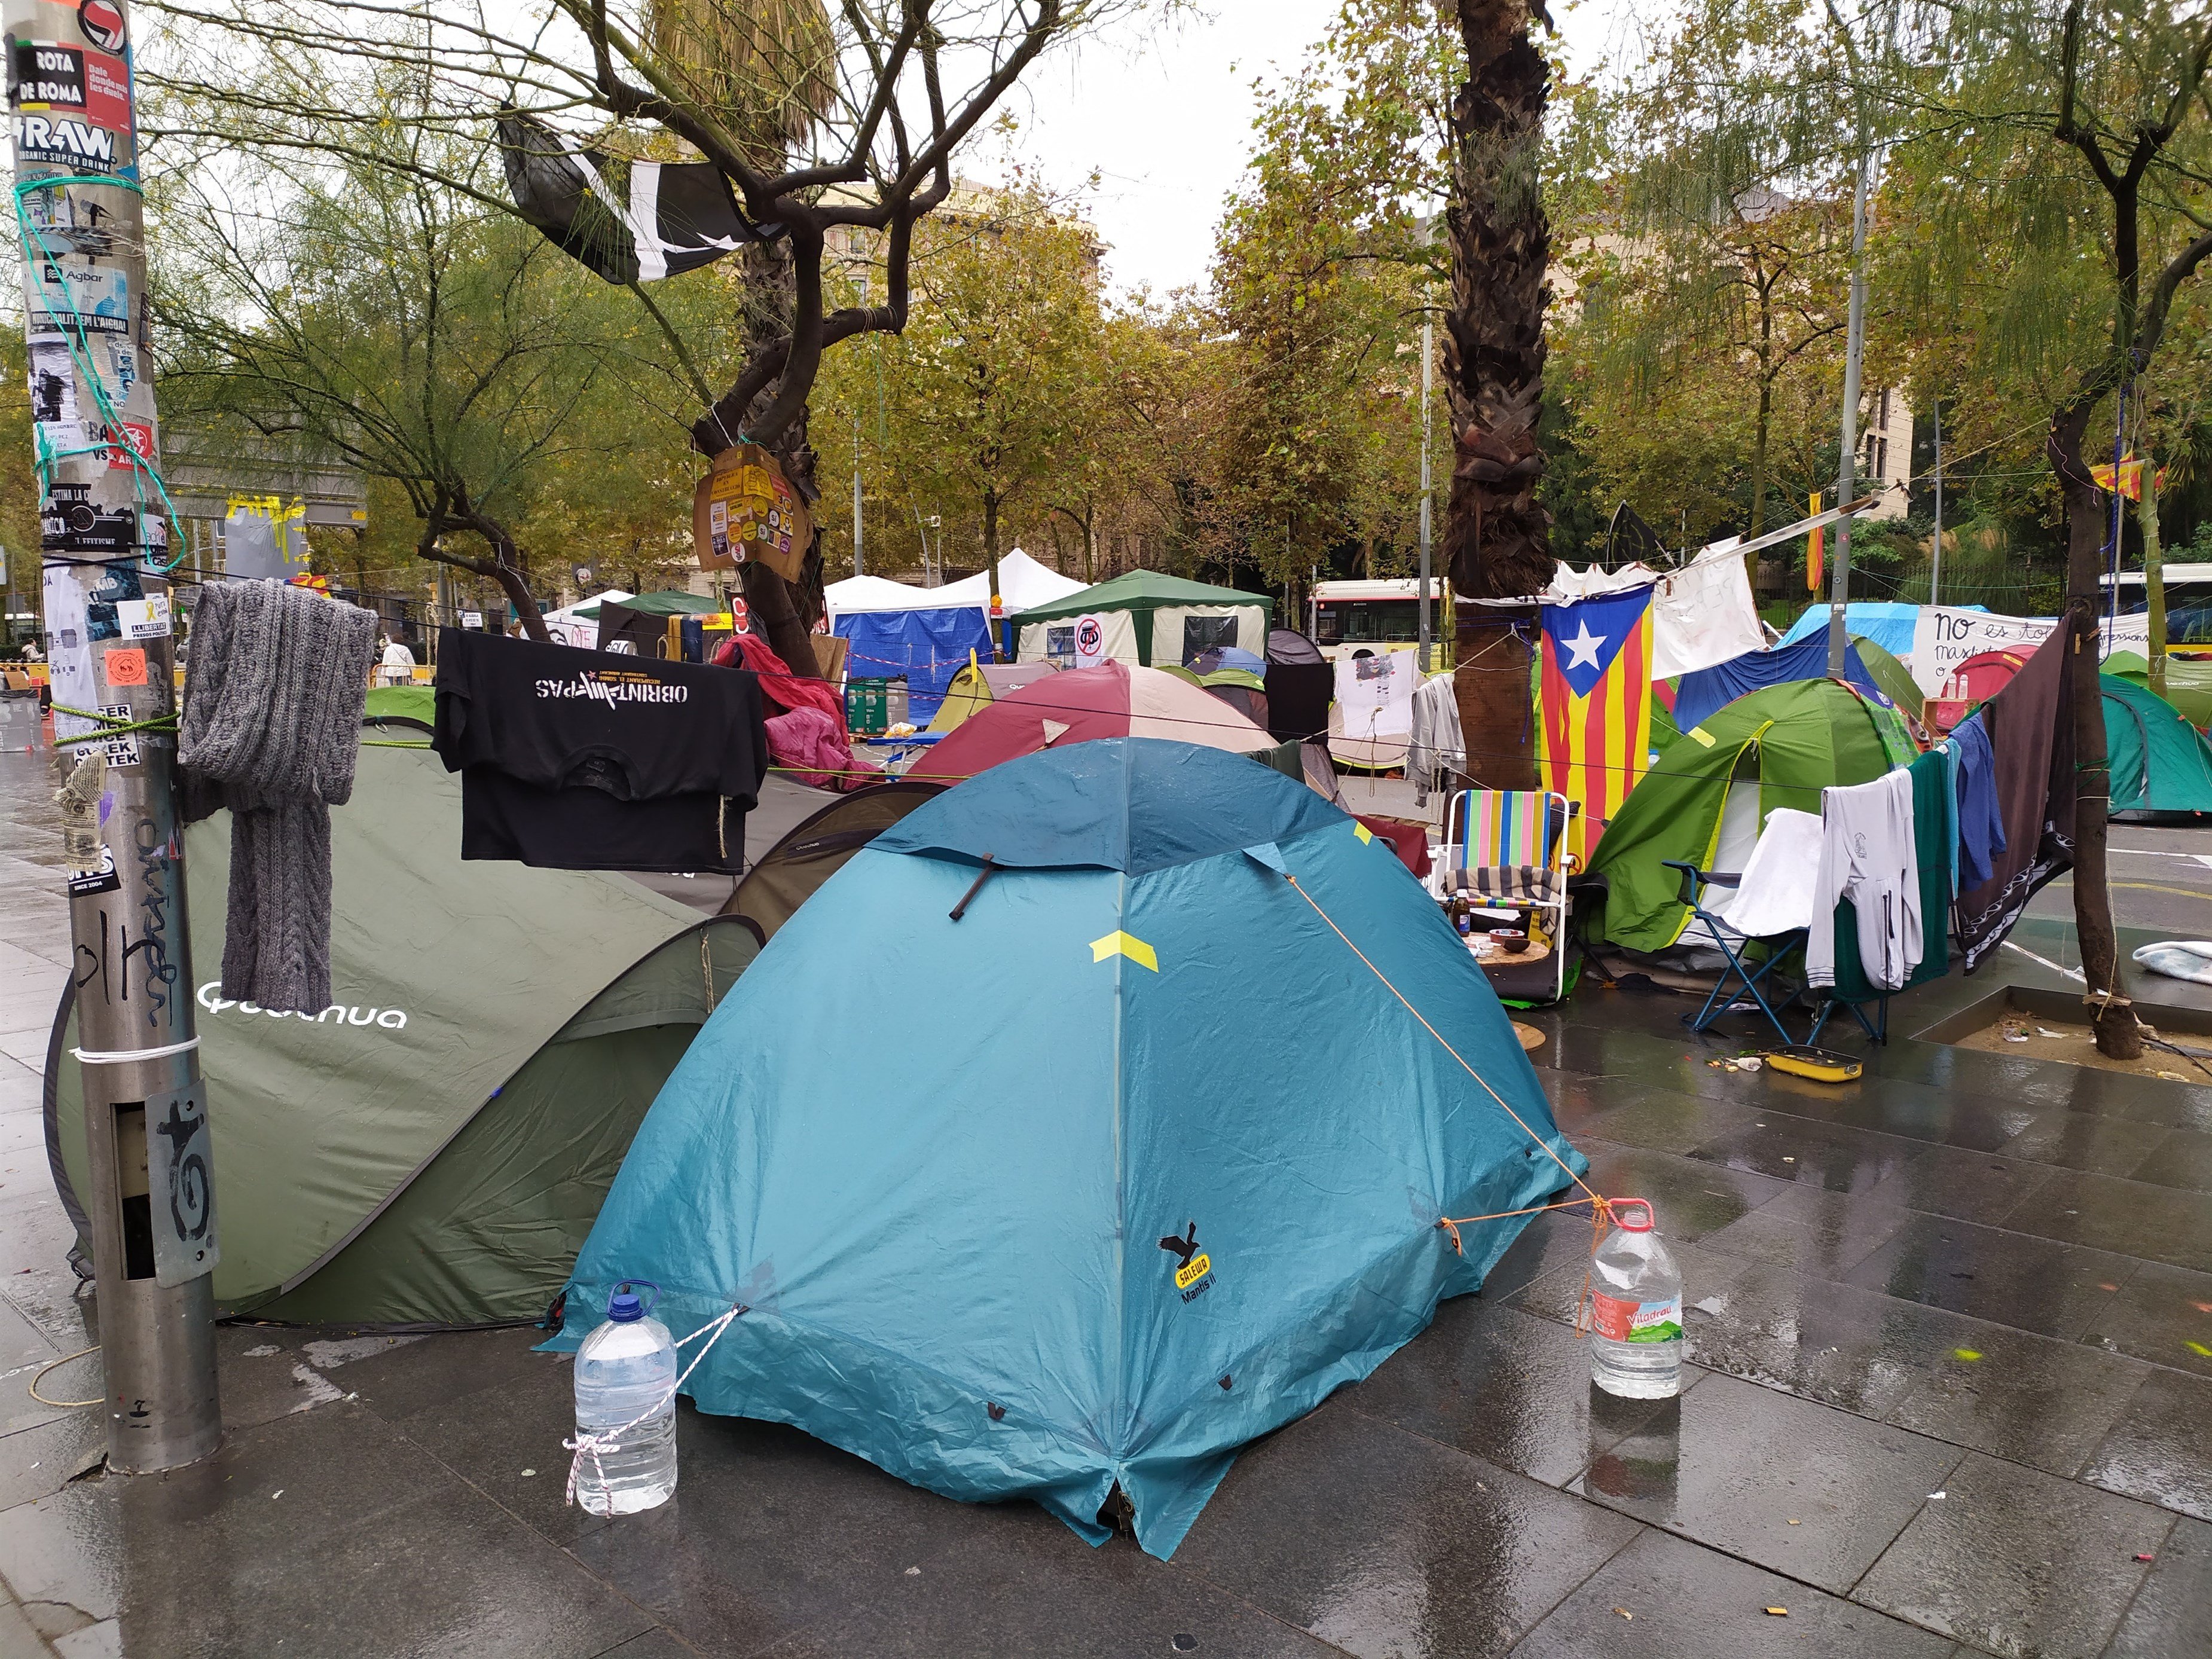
<box><xmin>1539</xmin><ymin>586</ymin><xmax>1653</xmax><ymax>845</ymax></box>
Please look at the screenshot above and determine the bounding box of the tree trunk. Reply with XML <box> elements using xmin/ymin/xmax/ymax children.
<box><xmin>2141</xmin><ymin>461</ymin><xmax>2167</xmax><ymax>698</ymax></box>
<box><xmin>1445</xmin><ymin>0</ymin><xmax>1553</xmax><ymax>790</ymax></box>
<box><xmin>2051</xmin><ymin>398</ymin><xmax>2141</xmax><ymax>1059</ymax></box>
<box><xmin>983</xmin><ymin>489</ymin><xmax>1004</xmax><ymax>661</ymax></box>
<box><xmin>721</xmin><ymin>239</ymin><xmax>826</xmax><ymax>679</ymax></box>
<box><xmin>1749</xmin><ymin>373</ymin><xmax>1773</xmax><ymax>558</ymax></box>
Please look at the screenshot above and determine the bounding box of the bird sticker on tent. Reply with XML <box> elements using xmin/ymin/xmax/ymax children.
<box><xmin>1090</xmin><ymin>930</ymin><xmax>1159</xmax><ymax>970</ymax></box>
<box><xmin>1159</xmin><ymin>1223</ymin><xmax>1214</xmax><ymax>1301</ymax></box>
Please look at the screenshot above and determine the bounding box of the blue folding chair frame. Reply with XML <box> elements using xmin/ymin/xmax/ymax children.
<box><xmin>1661</xmin><ymin>859</ymin><xmax>1805</xmax><ymax>1046</ymax></box>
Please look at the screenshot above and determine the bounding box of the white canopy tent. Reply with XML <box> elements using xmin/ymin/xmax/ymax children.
<box><xmin>823</xmin><ymin>548</ymin><xmax>1084</xmax><ymax>619</ymax></box>
<box><xmin>821</xmin><ymin>550</ymin><xmax>1086</xmax><ymax>720</ymax></box>
<box><xmin>539</xmin><ymin>588</ymin><xmax>635</xmax><ymax>650</ymax></box>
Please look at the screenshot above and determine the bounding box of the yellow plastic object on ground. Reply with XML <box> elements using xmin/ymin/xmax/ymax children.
<box><xmin>1761</xmin><ymin>1046</ymin><xmax>1863</xmax><ymax>1084</ymax></box>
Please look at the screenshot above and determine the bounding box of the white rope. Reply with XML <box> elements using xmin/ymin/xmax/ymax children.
<box><xmin>71</xmin><ymin>1035</ymin><xmax>201</xmax><ymax>1065</ymax></box>
<box><xmin>564</xmin><ymin>1301</ymin><xmax>746</xmax><ymax>1510</ymax></box>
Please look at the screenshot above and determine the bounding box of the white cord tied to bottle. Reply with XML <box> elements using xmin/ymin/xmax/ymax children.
<box><xmin>563</xmin><ymin>1299</ymin><xmax>747</xmax><ymax>1509</ymax></box>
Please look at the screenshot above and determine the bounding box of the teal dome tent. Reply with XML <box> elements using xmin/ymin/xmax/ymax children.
<box><xmin>551</xmin><ymin>739</ymin><xmax>1583</xmax><ymax>1557</ymax></box>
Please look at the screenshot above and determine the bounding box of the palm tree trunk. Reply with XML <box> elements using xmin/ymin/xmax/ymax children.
<box><xmin>1445</xmin><ymin>0</ymin><xmax>1554</xmax><ymax>790</ymax></box>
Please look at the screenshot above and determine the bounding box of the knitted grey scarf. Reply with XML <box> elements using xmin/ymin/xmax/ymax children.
<box><xmin>179</xmin><ymin>580</ymin><xmax>377</xmax><ymax>1013</ymax></box>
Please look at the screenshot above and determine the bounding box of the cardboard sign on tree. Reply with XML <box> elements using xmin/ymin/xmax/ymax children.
<box><xmin>694</xmin><ymin>443</ymin><xmax>810</xmax><ymax>582</ymax></box>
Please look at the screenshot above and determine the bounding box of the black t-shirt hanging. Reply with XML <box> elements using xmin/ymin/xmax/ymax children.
<box><xmin>432</xmin><ymin>629</ymin><xmax>768</xmax><ymax>873</ymax></box>
<box><xmin>434</xmin><ymin>628</ymin><xmax>767</xmax><ymax>802</ymax></box>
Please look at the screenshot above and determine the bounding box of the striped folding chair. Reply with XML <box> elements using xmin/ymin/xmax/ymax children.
<box><xmin>1441</xmin><ymin>789</ymin><xmax>1575</xmax><ymax>1003</ymax></box>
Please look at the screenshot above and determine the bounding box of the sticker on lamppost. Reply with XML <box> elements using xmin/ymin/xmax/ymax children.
<box><xmin>146</xmin><ymin>1083</ymin><xmax>218</xmax><ymax>1285</ymax></box>
<box><xmin>1074</xmin><ymin>613</ymin><xmax>1107</xmax><ymax>669</ymax></box>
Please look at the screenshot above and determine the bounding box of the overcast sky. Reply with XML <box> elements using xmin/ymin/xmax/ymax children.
<box><xmin>980</xmin><ymin>0</ymin><xmax>1656</xmax><ymax>298</ymax></box>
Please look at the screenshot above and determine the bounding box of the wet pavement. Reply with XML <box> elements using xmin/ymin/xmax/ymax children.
<box><xmin>4</xmin><ymin>729</ymin><xmax>2212</xmax><ymax>1655</ymax></box>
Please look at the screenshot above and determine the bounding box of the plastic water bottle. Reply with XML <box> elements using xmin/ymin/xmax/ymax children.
<box><xmin>573</xmin><ymin>1281</ymin><xmax>679</xmax><ymax>1514</ymax></box>
<box><xmin>1587</xmin><ymin>1199</ymin><xmax>1684</xmax><ymax>1398</ymax></box>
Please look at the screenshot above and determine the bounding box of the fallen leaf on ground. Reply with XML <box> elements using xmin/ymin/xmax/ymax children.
<box><xmin>1612</xmin><ymin>1608</ymin><xmax>1633</xmax><ymax>1620</ymax></box>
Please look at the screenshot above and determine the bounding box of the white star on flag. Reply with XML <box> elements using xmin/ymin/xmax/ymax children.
<box><xmin>1562</xmin><ymin>619</ymin><xmax>1606</xmax><ymax>670</ymax></box>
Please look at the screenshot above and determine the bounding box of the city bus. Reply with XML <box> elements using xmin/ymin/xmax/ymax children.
<box><xmin>1309</xmin><ymin>578</ymin><xmax>1453</xmax><ymax>665</ymax></box>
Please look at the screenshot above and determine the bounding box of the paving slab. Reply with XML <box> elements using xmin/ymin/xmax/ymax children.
<box><xmin>1569</xmin><ymin>1142</ymin><xmax>1791</xmax><ymax>1242</ymax></box>
<box><xmin>1175</xmin><ymin>1400</ymin><xmax>1639</xmax><ymax>1659</ymax></box>
<box><xmin>1878</xmin><ymin>1322</ymin><xmax>2152</xmax><ymax>1478</ymax></box>
<box><xmin>1348</xmin><ymin>1299</ymin><xmax>1702</xmax><ymax>1487</ymax></box>
<box><xmin>1856</xmin><ymin>1144</ymin><xmax>2058</xmax><ymax>1225</ymax></box>
<box><xmin>1565</xmin><ymin>1087</ymin><xmax>1761</xmax><ymax>1156</ymax></box>
<box><xmin>0</xmin><ymin>1403</ymin><xmax>654</xmax><ymax>1659</ymax></box>
<box><xmin>1843</xmin><ymin>1212</ymin><xmax>2140</xmax><ymax>1340</ymax></box>
<box><xmin>2081</xmin><ymin>1365</ymin><xmax>2212</xmax><ymax>1521</ymax></box>
<box><xmin>1695</xmin><ymin>1186</ymin><xmax>1909</xmax><ymax>1279</ymax></box>
<box><xmin>2075</xmin><ymin>1257</ymin><xmax>2212</xmax><ymax>1379</ymax></box>
<box><xmin>1568</xmin><ymin>1371</ymin><xmax>1963</xmax><ymax>1594</ymax></box>
<box><xmin>572</xmin><ymin>1409</ymin><xmax>1342</xmax><ymax>1659</ymax></box>
<box><xmin>1853</xmin><ymin>1450</ymin><xmax>2173</xmax><ymax>1659</ymax></box>
<box><xmin>1687</xmin><ymin>1114</ymin><xmax>1927</xmax><ymax>1194</ymax></box>
<box><xmin>1679</xmin><ymin>1262</ymin><xmax>1978</xmax><ymax>1417</ymax></box>
<box><xmin>2101</xmin><ymin>1514</ymin><xmax>2212</xmax><ymax>1658</ymax></box>
<box><xmin>1510</xmin><ymin>1527</ymin><xmax>1956</xmax><ymax>1658</ymax></box>
<box><xmin>1997</xmin><ymin>1166</ymin><xmax>2212</xmax><ymax>1273</ymax></box>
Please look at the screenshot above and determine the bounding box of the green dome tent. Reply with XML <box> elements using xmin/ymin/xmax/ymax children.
<box><xmin>1584</xmin><ymin>679</ymin><xmax>1899</xmax><ymax>952</ymax></box>
<box><xmin>46</xmin><ymin>704</ymin><xmax>760</xmax><ymax>1328</ymax></box>
<box><xmin>1852</xmin><ymin>634</ymin><xmax>1925</xmax><ymax>722</ymax></box>
<box><xmin>2104</xmin><ymin>672</ymin><xmax>2212</xmax><ymax>819</ymax></box>
<box><xmin>2103</xmin><ymin>650</ymin><xmax>2212</xmax><ymax>731</ymax></box>
<box><xmin>1012</xmin><ymin>569</ymin><xmax>1274</xmax><ymax>668</ymax></box>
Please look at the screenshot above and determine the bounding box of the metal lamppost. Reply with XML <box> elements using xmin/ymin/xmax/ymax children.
<box><xmin>10</xmin><ymin>0</ymin><xmax>221</xmax><ymax>1471</ymax></box>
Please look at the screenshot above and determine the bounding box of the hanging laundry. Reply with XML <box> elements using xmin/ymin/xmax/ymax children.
<box><xmin>1957</xmin><ymin>627</ymin><xmax>2076</xmax><ymax>972</ymax></box>
<box><xmin>1708</xmin><ymin>807</ymin><xmax>1823</xmax><ymax>937</ymax></box>
<box><xmin>1807</xmin><ymin>768</ymin><xmax>1921</xmax><ymax>991</ymax></box>
<box><xmin>179</xmin><ymin>579</ymin><xmax>380</xmax><ymax>1014</ymax></box>
<box><xmin>1647</xmin><ymin>550</ymin><xmax>1767</xmax><ymax>679</ymax></box>
<box><xmin>1407</xmin><ymin>672</ymin><xmax>1465</xmax><ymax>805</ymax></box>
<box><xmin>1334</xmin><ymin>648</ymin><xmax>1417</xmax><ymax>741</ymax></box>
<box><xmin>713</xmin><ymin>631</ymin><xmax>875</xmax><ymax>790</ymax></box>
<box><xmin>1539</xmin><ymin>585</ymin><xmax>1652</xmax><ymax>841</ymax></box>
<box><xmin>432</xmin><ymin>628</ymin><xmax>767</xmax><ymax>872</ymax></box>
<box><xmin>1823</xmin><ymin>751</ymin><xmax>1953</xmax><ymax>1004</ymax></box>
<box><xmin>1947</xmin><ymin>711</ymin><xmax>2005</xmax><ymax>890</ymax></box>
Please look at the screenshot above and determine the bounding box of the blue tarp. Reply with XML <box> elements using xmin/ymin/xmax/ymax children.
<box><xmin>1674</xmin><ymin>637</ymin><xmax>1893</xmax><ymax>732</ymax></box>
<box><xmin>835</xmin><ymin>606</ymin><xmax>991</xmax><ymax>720</ymax></box>
<box><xmin>549</xmin><ymin>740</ymin><xmax>1581</xmax><ymax>1558</ymax></box>
<box><xmin>1778</xmin><ymin>601</ymin><xmax>1987</xmax><ymax>659</ymax></box>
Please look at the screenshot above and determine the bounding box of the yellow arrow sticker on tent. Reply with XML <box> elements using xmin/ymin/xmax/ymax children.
<box><xmin>1354</xmin><ymin>823</ymin><xmax>1374</xmax><ymax>844</ymax></box>
<box><xmin>1090</xmin><ymin>931</ymin><xmax>1159</xmax><ymax>971</ymax></box>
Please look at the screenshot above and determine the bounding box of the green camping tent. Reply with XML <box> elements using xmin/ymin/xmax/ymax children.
<box><xmin>724</xmin><ymin>780</ymin><xmax>946</xmax><ymax>940</ymax></box>
<box><xmin>1584</xmin><ymin>679</ymin><xmax>1898</xmax><ymax>952</ymax></box>
<box><xmin>1852</xmin><ymin>634</ymin><xmax>1924</xmax><ymax>722</ymax></box>
<box><xmin>2103</xmin><ymin>650</ymin><xmax>2212</xmax><ymax>730</ymax></box>
<box><xmin>46</xmin><ymin>711</ymin><xmax>759</xmax><ymax>1328</ymax></box>
<box><xmin>1012</xmin><ymin>570</ymin><xmax>1274</xmax><ymax>668</ymax></box>
<box><xmin>2104</xmin><ymin>672</ymin><xmax>2212</xmax><ymax>818</ymax></box>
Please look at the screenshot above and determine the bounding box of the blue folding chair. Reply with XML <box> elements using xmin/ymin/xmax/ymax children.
<box><xmin>1661</xmin><ymin>859</ymin><xmax>1807</xmax><ymax>1045</ymax></box>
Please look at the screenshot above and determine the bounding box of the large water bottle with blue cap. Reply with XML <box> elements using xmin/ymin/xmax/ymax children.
<box><xmin>572</xmin><ymin>1281</ymin><xmax>679</xmax><ymax>1514</ymax></box>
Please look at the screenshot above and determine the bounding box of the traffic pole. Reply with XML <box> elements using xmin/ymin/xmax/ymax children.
<box><xmin>10</xmin><ymin>0</ymin><xmax>222</xmax><ymax>1471</ymax></box>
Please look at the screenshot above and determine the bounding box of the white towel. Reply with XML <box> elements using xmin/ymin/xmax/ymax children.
<box><xmin>1709</xmin><ymin>808</ymin><xmax>1823</xmax><ymax>936</ymax></box>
